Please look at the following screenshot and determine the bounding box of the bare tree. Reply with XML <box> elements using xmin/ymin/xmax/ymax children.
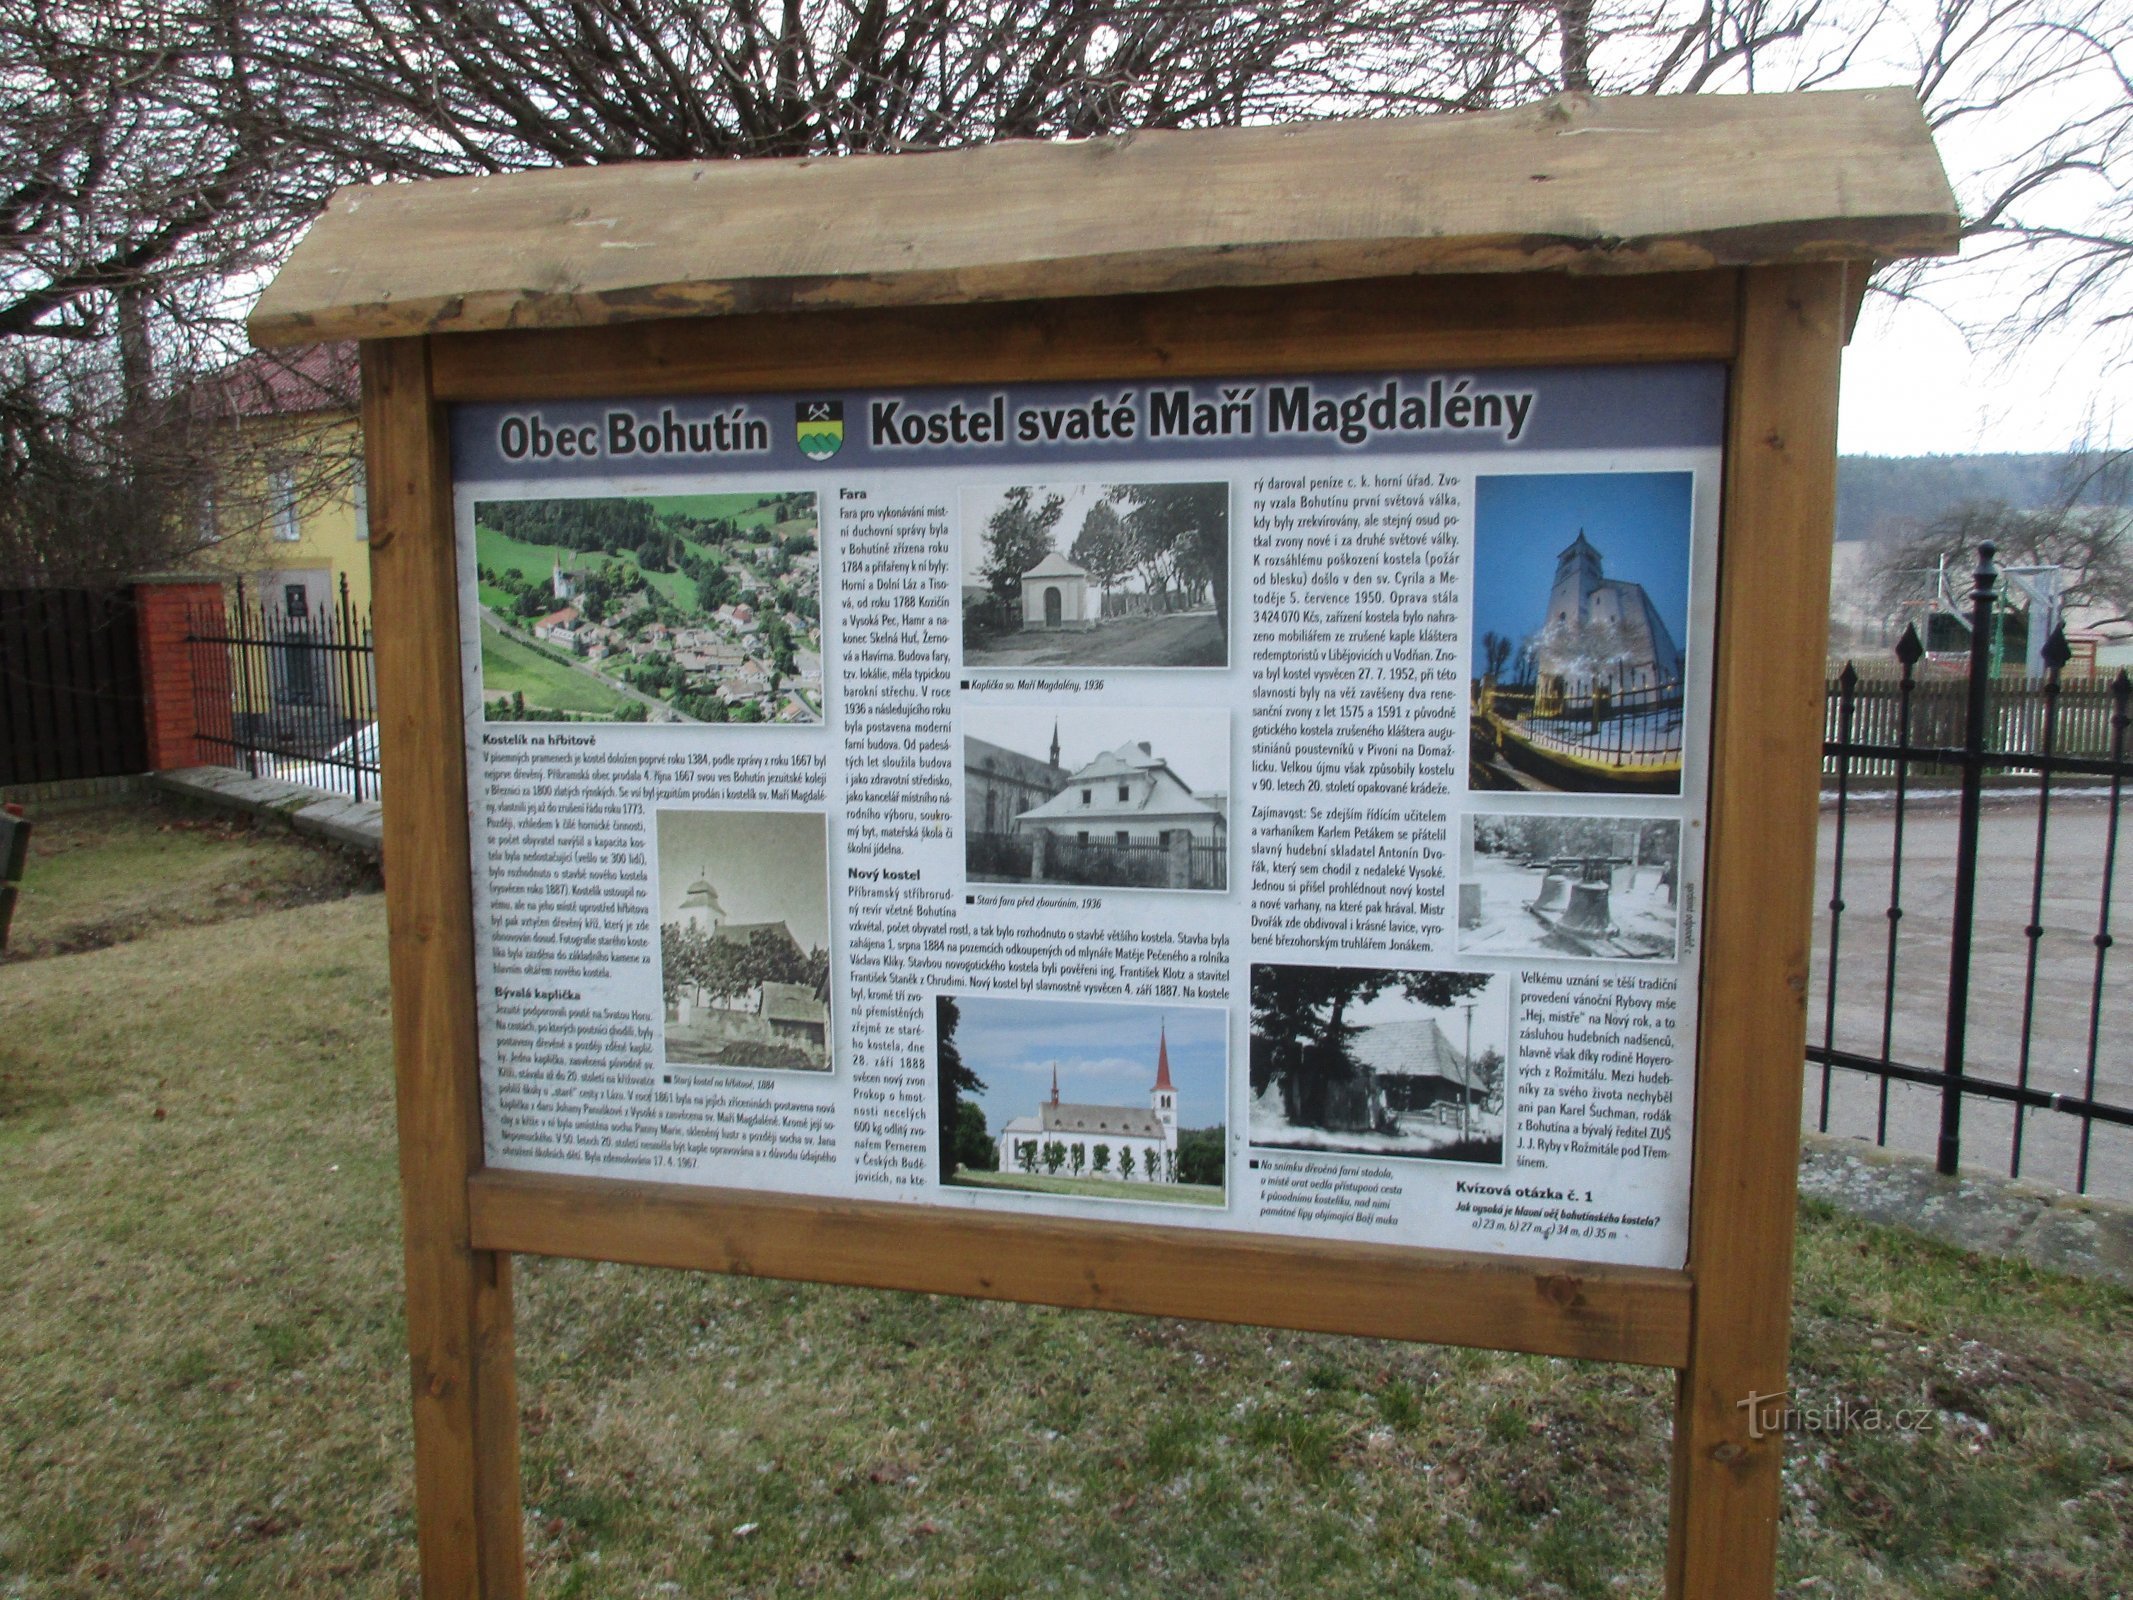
<box><xmin>0</xmin><ymin>2</ymin><xmax>365</xmax><ymax>584</ymax></box>
<box><xmin>1871</xmin><ymin>497</ymin><xmax>2133</xmax><ymax>627</ymax></box>
<box><xmin>265</xmin><ymin>0</ymin><xmax>1878</xmax><ymax>176</ymax></box>
<box><xmin>1890</xmin><ymin>0</ymin><xmax>2132</xmax><ymax>365</ymax></box>
<box><xmin>8</xmin><ymin>0</ymin><xmax>2126</xmax><ymax>592</ymax></box>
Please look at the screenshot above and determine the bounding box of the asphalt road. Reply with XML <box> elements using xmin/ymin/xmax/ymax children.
<box><xmin>1804</xmin><ymin>791</ymin><xmax>2132</xmax><ymax>1201</ymax></box>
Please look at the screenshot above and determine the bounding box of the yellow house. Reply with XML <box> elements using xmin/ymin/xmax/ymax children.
<box><xmin>202</xmin><ymin>341</ymin><xmax>370</xmax><ymax>625</ymax></box>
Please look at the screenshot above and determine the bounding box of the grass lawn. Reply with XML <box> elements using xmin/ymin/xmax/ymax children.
<box><xmin>1</xmin><ymin>801</ymin><xmax>375</xmax><ymax>961</ymax></box>
<box><xmin>953</xmin><ymin>1167</ymin><xmax>1226</xmax><ymax>1207</ymax></box>
<box><xmin>479</xmin><ymin>620</ymin><xmax>634</xmax><ymax>717</ymax></box>
<box><xmin>3</xmin><ymin>819</ymin><xmax>2131</xmax><ymax>1597</ymax></box>
<box><xmin>474</xmin><ymin>521</ymin><xmax>589</xmax><ymax>589</ymax></box>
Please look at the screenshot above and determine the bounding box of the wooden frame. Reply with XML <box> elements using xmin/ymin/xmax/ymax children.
<box><xmin>356</xmin><ymin>262</ymin><xmax>1845</xmax><ymax>1599</ymax></box>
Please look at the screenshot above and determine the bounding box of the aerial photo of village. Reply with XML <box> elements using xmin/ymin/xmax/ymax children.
<box><xmin>472</xmin><ymin>491</ymin><xmax>823</xmax><ymax>723</ymax></box>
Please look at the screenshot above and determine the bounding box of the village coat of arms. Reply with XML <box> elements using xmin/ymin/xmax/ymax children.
<box><xmin>796</xmin><ymin>400</ymin><xmax>843</xmax><ymax>459</ymax></box>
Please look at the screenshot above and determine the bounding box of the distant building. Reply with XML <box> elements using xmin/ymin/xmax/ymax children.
<box><xmin>532</xmin><ymin>605</ymin><xmax>580</xmax><ymax>641</ymax></box>
<box><xmin>1344</xmin><ymin>1018</ymin><xmax>1492</xmax><ymax>1121</ymax></box>
<box><xmin>670</xmin><ymin>871</ymin><xmax>808</xmax><ymax>1022</ymax></box>
<box><xmin>995</xmin><ymin>1027</ymin><xmax>1180</xmax><ymax>1180</ymax></box>
<box><xmin>1531</xmin><ymin>532</ymin><xmax>1683</xmax><ymax>695</ymax></box>
<box><xmin>551</xmin><ymin>560</ymin><xmax>598</xmax><ymax>601</ymax></box>
<box><xmin>195</xmin><ymin>340</ymin><xmax>370</xmax><ymax>624</ymax></box>
<box><xmin>760</xmin><ymin>981</ymin><xmax>828</xmax><ymax>1050</ymax></box>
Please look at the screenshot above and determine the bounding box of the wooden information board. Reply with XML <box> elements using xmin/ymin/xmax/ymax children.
<box><xmin>251</xmin><ymin>89</ymin><xmax>1958</xmax><ymax>1599</ymax></box>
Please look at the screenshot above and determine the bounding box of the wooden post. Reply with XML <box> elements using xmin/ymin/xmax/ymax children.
<box><xmin>362</xmin><ymin>337</ymin><xmax>527</xmax><ymax>1600</ymax></box>
<box><xmin>1666</xmin><ymin>262</ymin><xmax>1847</xmax><ymax>1598</ymax></box>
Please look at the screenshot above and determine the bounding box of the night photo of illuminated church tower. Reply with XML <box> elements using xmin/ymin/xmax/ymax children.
<box><xmin>1468</xmin><ymin>471</ymin><xmax>1693</xmax><ymax>796</ymax></box>
<box><xmin>1533</xmin><ymin>531</ymin><xmax>1683</xmax><ymax>696</ymax></box>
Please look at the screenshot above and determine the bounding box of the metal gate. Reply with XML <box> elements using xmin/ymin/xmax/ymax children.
<box><xmin>184</xmin><ymin>574</ymin><xmax>379</xmax><ymax>800</ymax></box>
<box><xmin>1812</xmin><ymin>544</ymin><xmax>2131</xmax><ymax>1194</ymax></box>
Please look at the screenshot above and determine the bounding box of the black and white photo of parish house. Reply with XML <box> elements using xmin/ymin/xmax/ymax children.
<box><xmin>655</xmin><ymin>808</ymin><xmax>833</xmax><ymax>1071</ymax></box>
<box><xmin>964</xmin><ymin>705</ymin><xmax>1228</xmax><ymax>891</ymax></box>
<box><xmin>959</xmin><ymin>481</ymin><xmax>1230</xmax><ymax>669</ymax></box>
<box><xmin>1250</xmin><ymin>964</ymin><xmax>1508</xmax><ymax>1163</ymax></box>
<box><xmin>1457</xmin><ymin>813</ymin><xmax>1681</xmax><ymax>961</ymax></box>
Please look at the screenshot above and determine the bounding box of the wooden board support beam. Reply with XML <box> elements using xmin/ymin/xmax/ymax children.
<box><xmin>469</xmin><ymin>1169</ymin><xmax>1694</xmax><ymax>1369</ymax></box>
<box><xmin>311</xmin><ymin>83</ymin><xmax>1945</xmax><ymax>1591</ymax></box>
<box><xmin>364</xmin><ymin>338</ymin><xmax>527</xmax><ymax>1600</ymax></box>
<box><xmin>1665</xmin><ymin>262</ymin><xmax>1848</xmax><ymax>1597</ymax></box>
<box><xmin>427</xmin><ymin>272</ymin><xmax>1740</xmax><ymax>402</ymax></box>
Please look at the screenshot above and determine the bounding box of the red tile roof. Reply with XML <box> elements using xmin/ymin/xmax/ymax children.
<box><xmin>198</xmin><ymin>341</ymin><xmax>358</xmax><ymax>420</ymax></box>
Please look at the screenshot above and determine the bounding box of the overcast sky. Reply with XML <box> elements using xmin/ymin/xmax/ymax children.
<box><xmin>960</xmin><ymin>482</ymin><xmax>1109</xmax><ymax>581</ymax></box>
<box><xmin>1817</xmin><ymin>3</ymin><xmax>2127</xmax><ymax>456</ymax></box>
<box><xmin>654</xmin><ymin>808</ymin><xmax>830</xmax><ymax>948</ymax></box>
<box><xmin>1842</xmin><ymin>296</ymin><xmax>2124</xmax><ymax>456</ymax></box>
<box><xmin>1345</xmin><ymin>970</ymin><xmax>1511</xmax><ymax>1059</ymax></box>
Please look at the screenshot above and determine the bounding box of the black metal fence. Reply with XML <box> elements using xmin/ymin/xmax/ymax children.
<box><xmin>1812</xmin><ymin>544</ymin><xmax>2131</xmax><ymax>1194</ymax></box>
<box><xmin>966</xmin><ymin>828</ymin><xmax>1229</xmax><ymax>891</ymax></box>
<box><xmin>1473</xmin><ymin>677</ymin><xmax>1685</xmax><ymax>791</ymax></box>
<box><xmin>187</xmin><ymin>575</ymin><xmax>379</xmax><ymax>799</ymax></box>
<box><xmin>0</xmin><ymin>586</ymin><xmax>147</xmax><ymax>786</ymax></box>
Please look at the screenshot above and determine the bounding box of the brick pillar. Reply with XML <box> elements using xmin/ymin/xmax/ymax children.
<box><xmin>132</xmin><ymin>575</ymin><xmax>227</xmax><ymax>772</ymax></box>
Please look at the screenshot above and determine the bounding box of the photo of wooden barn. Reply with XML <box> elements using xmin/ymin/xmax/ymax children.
<box><xmin>1249</xmin><ymin>964</ymin><xmax>1508</xmax><ymax>1164</ymax></box>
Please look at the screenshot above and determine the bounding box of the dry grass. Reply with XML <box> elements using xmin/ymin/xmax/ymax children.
<box><xmin>2</xmin><ymin>800</ymin><xmax>376</xmax><ymax>961</ymax></box>
<box><xmin>2</xmin><ymin>838</ymin><xmax>2129</xmax><ymax>1598</ymax></box>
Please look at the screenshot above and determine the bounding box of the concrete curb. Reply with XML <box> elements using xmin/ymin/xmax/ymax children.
<box><xmin>151</xmin><ymin>767</ymin><xmax>383</xmax><ymax>861</ymax></box>
<box><xmin>1801</xmin><ymin>1132</ymin><xmax>2133</xmax><ymax>1291</ymax></box>
<box><xmin>1</xmin><ymin>773</ymin><xmax>148</xmax><ymax>813</ymax></box>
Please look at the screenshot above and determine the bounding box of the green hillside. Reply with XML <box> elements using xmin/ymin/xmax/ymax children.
<box><xmin>1837</xmin><ymin>452</ymin><xmax>2132</xmax><ymax>543</ymax></box>
<box><xmin>479</xmin><ymin>621</ymin><xmax>635</xmax><ymax>717</ymax></box>
<box><xmin>473</xmin><ymin>521</ymin><xmax>694</xmax><ymax>610</ymax></box>
<box><xmin>475</xmin><ymin>522</ymin><xmax>593</xmax><ymax>595</ymax></box>
<box><xmin>642</xmin><ymin>492</ymin><xmax>796</xmax><ymax>532</ymax></box>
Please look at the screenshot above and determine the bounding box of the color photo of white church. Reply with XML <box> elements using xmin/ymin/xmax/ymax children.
<box><xmin>963</xmin><ymin>705</ymin><xmax>1229</xmax><ymax>892</ymax></box>
<box><xmin>654</xmin><ymin>808</ymin><xmax>833</xmax><ymax>1072</ymax></box>
<box><xmin>1467</xmin><ymin>471</ymin><xmax>1694</xmax><ymax>795</ymax></box>
<box><xmin>936</xmin><ymin>995</ymin><xmax>1227</xmax><ymax>1207</ymax></box>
